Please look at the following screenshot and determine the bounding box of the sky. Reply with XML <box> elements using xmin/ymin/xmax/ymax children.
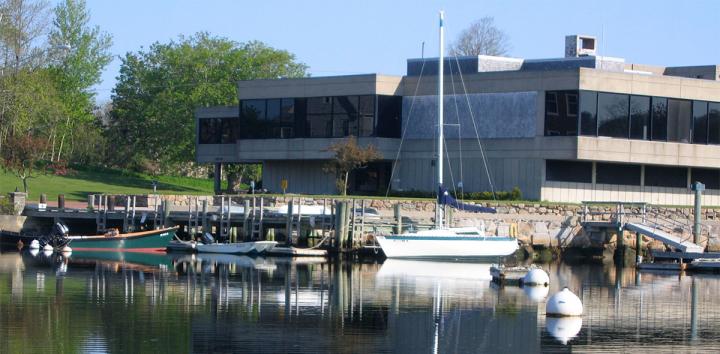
<box><xmin>83</xmin><ymin>0</ymin><xmax>720</xmax><ymax>103</ymax></box>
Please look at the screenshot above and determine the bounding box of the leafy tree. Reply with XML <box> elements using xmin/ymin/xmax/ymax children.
<box><xmin>1</xmin><ymin>133</ymin><xmax>50</xmax><ymax>193</ymax></box>
<box><xmin>109</xmin><ymin>33</ymin><xmax>307</xmax><ymax>175</ymax></box>
<box><xmin>448</xmin><ymin>17</ymin><xmax>510</xmax><ymax>57</ymax></box>
<box><xmin>47</xmin><ymin>0</ymin><xmax>112</xmax><ymax>162</ymax></box>
<box><xmin>324</xmin><ymin>136</ymin><xmax>381</xmax><ymax>196</ymax></box>
<box><xmin>226</xmin><ymin>163</ymin><xmax>260</xmax><ymax>193</ymax></box>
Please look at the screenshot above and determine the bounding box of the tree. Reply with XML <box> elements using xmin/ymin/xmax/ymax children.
<box><xmin>324</xmin><ymin>136</ymin><xmax>382</xmax><ymax>196</ymax></box>
<box><xmin>109</xmin><ymin>32</ymin><xmax>307</xmax><ymax>176</ymax></box>
<box><xmin>225</xmin><ymin>163</ymin><xmax>260</xmax><ymax>193</ymax></box>
<box><xmin>448</xmin><ymin>17</ymin><xmax>510</xmax><ymax>57</ymax></box>
<box><xmin>1</xmin><ymin>134</ymin><xmax>50</xmax><ymax>193</ymax></box>
<box><xmin>47</xmin><ymin>0</ymin><xmax>112</xmax><ymax>162</ymax></box>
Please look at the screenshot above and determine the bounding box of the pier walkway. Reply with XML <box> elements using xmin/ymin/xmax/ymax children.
<box><xmin>582</xmin><ymin>201</ymin><xmax>707</xmax><ymax>254</ymax></box>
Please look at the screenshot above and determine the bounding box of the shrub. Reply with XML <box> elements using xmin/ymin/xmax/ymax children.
<box><xmin>388</xmin><ymin>187</ymin><xmax>523</xmax><ymax>201</ymax></box>
<box><xmin>0</xmin><ymin>197</ymin><xmax>15</xmax><ymax>215</ymax></box>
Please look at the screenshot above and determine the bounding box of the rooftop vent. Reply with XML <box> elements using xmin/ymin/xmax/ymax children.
<box><xmin>565</xmin><ymin>35</ymin><xmax>597</xmax><ymax>58</ymax></box>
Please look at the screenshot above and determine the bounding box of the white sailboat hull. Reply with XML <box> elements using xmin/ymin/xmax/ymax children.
<box><xmin>376</xmin><ymin>232</ymin><xmax>518</xmax><ymax>258</ymax></box>
<box><xmin>196</xmin><ymin>241</ymin><xmax>277</xmax><ymax>255</ymax></box>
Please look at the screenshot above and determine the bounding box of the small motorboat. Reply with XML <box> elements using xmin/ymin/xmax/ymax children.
<box><xmin>196</xmin><ymin>241</ymin><xmax>277</xmax><ymax>255</ymax></box>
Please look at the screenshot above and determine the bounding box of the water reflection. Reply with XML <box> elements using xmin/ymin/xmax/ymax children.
<box><xmin>1</xmin><ymin>250</ymin><xmax>720</xmax><ymax>352</ymax></box>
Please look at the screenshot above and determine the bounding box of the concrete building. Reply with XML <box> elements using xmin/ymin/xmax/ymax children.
<box><xmin>196</xmin><ymin>35</ymin><xmax>720</xmax><ymax>204</ymax></box>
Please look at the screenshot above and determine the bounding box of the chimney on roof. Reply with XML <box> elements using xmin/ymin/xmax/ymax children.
<box><xmin>565</xmin><ymin>35</ymin><xmax>597</xmax><ymax>58</ymax></box>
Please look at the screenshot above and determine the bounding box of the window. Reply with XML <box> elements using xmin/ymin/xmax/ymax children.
<box><xmin>667</xmin><ymin>99</ymin><xmax>692</xmax><ymax>143</ymax></box>
<box><xmin>358</xmin><ymin>95</ymin><xmax>375</xmax><ymax>137</ymax></box>
<box><xmin>546</xmin><ymin>92</ymin><xmax>559</xmax><ymax>115</ymax></box>
<box><xmin>308</xmin><ymin>97</ymin><xmax>333</xmax><ymax>137</ymax></box>
<box><xmin>596</xmin><ymin>163</ymin><xmax>641</xmax><ymax>185</ymax></box>
<box><xmin>545</xmin><ymin>160</ymin><xmax>592</xmax><ymax>183</ymax></box>
<box><xmin>199</xmin><ymin>118</ymin><xmax>221</xmax><ymax>144</ymax></box>
<box><xmin>651</xmin><ymin>97</ymin><xmax>667</xmax><ymax>141</ymax></box>
<box><xmin>629</xmin><ymin>95</ymin><xmax>650</xmax><ymax>140</ymax></box>
<box><xmin>281</xmin><ymin>98</ymin><xmax>295</xmax><ymax>122</ymax></box>
<box><xmin>333</xmin><ymin>96</ymin><xmax>359</xmax><ymax>137</ymax></box>
<box><xmin>645</xmin><ymin>166</ymin><xmax>687</xmax><ymax>188</ymax></box>
<box><xmin>377</xmin><ymin>95</ymin><xmax>402</xmax><ymax>138</ymax></box>
<box><xmin>566</xmin><ymin>93</ymin><xmax>578</xmax><ymax>117</ymax></box>
<box><xmin>220</xmin><ymin>118</ymin><xmax>236</xmax><ymax>143</ymax></box>
<box><xmin>692</xmin><ymin>168</ymin><xmax>720</xmax><ymax>189</ymax></box>
<box><xmin>544</xmin><ymin>91</ymin><xmax>579</xmax><ymax>136</ymax></box>
<box><xmin>710</xmin><ymin>103</ymin><xmax>720</xmax><ymax>145</ymax></box>
<box><xmin>242</xmin><ymin>100</ymin><xmax>266</xmax><ymax>120</ymax></box>
<box><xmin>693</xmin><ymin>101</ymin><xmax>708</xmax><ymax>144</ymax></box>
<box><xmin>597</xmin><ymin>93</ymin><xmax>629</xmax><ymax>138</ymax></box>
<box><xmin>266</xmin><ymin>99</ymin><xmax>281</xmax><ymax>121</ymax></box>
<box><xmin>579</xmin><ymin>90</ymin><xmax>597</xmax><ymax>136</ymax></box>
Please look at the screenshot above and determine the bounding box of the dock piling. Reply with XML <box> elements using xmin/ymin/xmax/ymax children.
<box><xmin>394</xmin><ymin>203</ymin><xmax>402</xmax><ymax>235</ymax></box>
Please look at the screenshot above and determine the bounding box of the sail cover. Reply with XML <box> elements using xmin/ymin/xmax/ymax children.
<box><xmin>438</xmin><ymin>187</ymin><xmax>497</xmax><ymax>213</ymax></box>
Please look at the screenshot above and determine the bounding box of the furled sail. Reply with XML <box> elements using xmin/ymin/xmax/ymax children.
<box><xmin>438</xmin><ymin>187</ymin><xmax>497</xmax><ymax>213</ymax></box>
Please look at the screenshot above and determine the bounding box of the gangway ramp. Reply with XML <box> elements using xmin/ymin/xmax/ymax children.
<box><xmin>625</xmin><ymin>222</ymin><xmax>704</xmax><ymax>253</ymax></box>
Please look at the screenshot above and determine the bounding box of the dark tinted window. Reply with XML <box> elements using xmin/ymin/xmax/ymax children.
<box><xmin>596</xmin><ymin>163</ymin><xmax>641</xmax><ymax>185</ymax></box>
<box><xmin>545</xmin><ymin>160</ymin><xmax>592</xmax><ymax>183</ymax></box>
<box><xmin>692</xmin><ymin>168</ymin><xmax>720</xmax><ymax>189</ymax></box>
<box><xmin>693</xmin><ymin>101</ymin><xmax>708</xmax><ymax>144</ymax></box>
<box><xmin>645</xmin><ymin>166</ymin><xmax>687</xmax><ymax>188</ymax></box>
<box><xmin>651</xmin><ymin>97</ymin><xmax>667</xmax><ymax>141</ymax></box>
<box><xmin>629</xmin><ymin>95</ymin><xmax>650</xmax><ymax>140</ymax></box>
<box><xmin>544</xmin><ymin>91</ymin><xmax>579</xmax><ymax>136</ymax></box>
<box><xmin>377</xmin><ymin>95</ymin><xmax>402</xmax><ymax>138</ymax></box>
<box><xmin>710</xmin><ymin>103</ymin><xmax>720</xmax><ymax>145</ymax></box>
<box><xmin>579</xmin><ymin>90</ymin><xmax>597</xmax><ymax>136</ymax></box>
<box><xmin>281</xmin><ymin>98</ymin><xmax>295</xmax><ymax>122</ymax></box>
<box><xmin>309</xmin><ymin>115</ymin><xmax>332</xmax><ymax>137</ymax></box>
<box><xmin>597</xmin><ymin>93</ymin><xmax>629</xmax><ymax>138</ymax></box>
<box><xmin>220</xmin><ymin>118</ymin><xmax>236</xmax><ymax>143</ymax></box>
<box><xmin>199</xmin><ymin>118</ymin><xmax>221</xmax><ymax>144</ymax></box>
<box><xmin>307</xmin><ymin>97</ymin><xmax>332</xmax><ymax>114</ymax></box>
<box><xmin>667</xmin><ymin>99</ymin><xmax>692</xmax><ymax>143</ymax></box>
<box><xmin>266</xmin><ymin>99</ymin><xmax>281</xmax><ymax>121</ymax></box>
<box><xmin>242</xmin><ymin>100</ymin><xmax>266</xmax><ymax>120</ymax></box>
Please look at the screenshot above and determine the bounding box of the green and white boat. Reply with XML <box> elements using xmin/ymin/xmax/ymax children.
<box><xmin>66</xmin><ymin>227</ymin><xmax>178</xmax><ymax>252</ymax></box>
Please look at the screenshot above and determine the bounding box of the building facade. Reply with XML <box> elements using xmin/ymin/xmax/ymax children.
<box><xmin>196</xmin><ymin>35</ymin><xmax>720</xmax><ymax>205</ymax></box>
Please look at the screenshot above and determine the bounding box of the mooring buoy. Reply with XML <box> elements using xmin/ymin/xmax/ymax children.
<box><xmin>29</xmin><ymin>239</ymin><xmax>40</xmax><ymax>250</ymax></box>
<box><xmin>523</xmin><ymin>268</ymin><xmax>550</xmax><ymax>287</ymax></box>
<box><xmin>546</xmin><ymin>287</ymin><xmax>583</xmax><ymax>317</ymax></box>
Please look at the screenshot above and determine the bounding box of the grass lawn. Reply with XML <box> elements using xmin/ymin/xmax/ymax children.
<box><xmin>0</xmin><ymin>167</ymin><xmax>226</xmax><ymax>201</ymax></box>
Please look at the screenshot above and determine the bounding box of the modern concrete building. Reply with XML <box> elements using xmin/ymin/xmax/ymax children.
<box><xmin>196</xmin><ymin>35</ymin><xmax>720</xmax><ymax>204</ymax></box>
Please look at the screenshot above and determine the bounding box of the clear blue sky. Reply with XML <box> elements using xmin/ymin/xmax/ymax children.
<box><xmin>86</xmin><ymin>0</ymin><xmax>720</xmax><ymax>103</ymax></box>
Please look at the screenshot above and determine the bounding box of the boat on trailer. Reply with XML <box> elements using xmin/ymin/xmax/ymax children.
<box><xmin>375</xmin><ymin>11</ymin><xmax>519</xmax><ymax>259</ymax></box>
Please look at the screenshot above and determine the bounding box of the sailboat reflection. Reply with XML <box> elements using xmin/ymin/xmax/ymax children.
<box><xmin>376</xmin><ymin>259</ymin><xmax>493</xmax><ymax>282</ymax></box>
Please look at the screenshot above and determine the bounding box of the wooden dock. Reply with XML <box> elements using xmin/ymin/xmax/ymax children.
<box><xmin>6</xmin><ymin>194</ymin><xmax>436</xmax><ymax>255</ymax></box>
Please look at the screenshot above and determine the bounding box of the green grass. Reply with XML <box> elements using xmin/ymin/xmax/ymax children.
<box><xmin>0</xmin><ymin>167</ymin><xmax>225</xmax><ymax>201</ymax></box>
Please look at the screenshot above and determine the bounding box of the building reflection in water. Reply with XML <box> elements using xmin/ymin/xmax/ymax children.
<box><xmin>3</xmin><ymin>250</ymin><xmax>720</xmax><ymax>352</ymax></box>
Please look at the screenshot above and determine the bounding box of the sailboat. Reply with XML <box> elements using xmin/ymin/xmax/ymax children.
<box><xmin>375</xmin><ymin>11</ymin><xmax>519</xmax><ymax>258</ymax></box>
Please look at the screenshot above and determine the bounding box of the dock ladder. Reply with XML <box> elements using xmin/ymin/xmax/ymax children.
<box><xmin>250</xmin><ymin>197</ymin><xmax>264</xmax><ymax>240</ymax></box>
<box><xmin>219</xmin><ymin>195</ymin><xmax>232</xmax><ymax>240</ymax></box>
<box><xmin>188</xmin><ymin>196</ymin><xmax>201</xmax><ymax>238</ymax></box>
<box><xmin>94</xmin><ymin>194</ymin><xmax>109</xmax><ymax>233</ymax></box>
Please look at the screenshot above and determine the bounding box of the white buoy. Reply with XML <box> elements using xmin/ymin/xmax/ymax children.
<box><xmin>43</xmin><ymin>244</ymin><xmax>54</xmax><ymax>252</ymax></box>
<box><xmin>29</xmin><ymin>248</ymin><xmax>39</xmax><ymax>257</ymax></box>
<box><xmin>546</xmin><ymin>317</ymin><xmax>583</xmax><ymax>345</ymax></box>
<box><xmin>42</xmin><ymin>249</ymin><xmax>53</xmax><ymax>257</ymax></box>
<box><xmin>61</xmin><ymin>245</ymin><xmax>72</xmax><ymax>253</ymax></box>
<box><xmin>524</xmin><ymin>284</ymin><xmax>550</xmax><ymax>302</ymax></box>
<box><xmin>522</xmin><ymin>268</ymin><xmax>550</xmax><ymax>286</ymax></box>
<box><xmin>546</xmin><ymin>287</ymin><xmax>583</xmax><ymax>317</ymax></box>
<box><xmin>29</xmin><ymin>239</ymin><xmax>40</xmax><ymax>249</ymax></box>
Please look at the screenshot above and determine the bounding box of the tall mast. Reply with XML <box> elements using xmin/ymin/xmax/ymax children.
<box><xmin>436</xmin><ymin>10</ymin><xmax>444</xmax><ymax>229</ymax></box>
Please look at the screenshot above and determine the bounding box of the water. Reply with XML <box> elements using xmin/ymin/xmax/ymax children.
<box><xmin>1</xmin><ymin>250</ymin><xmax>720</xmax><ymax>353</ymax></box>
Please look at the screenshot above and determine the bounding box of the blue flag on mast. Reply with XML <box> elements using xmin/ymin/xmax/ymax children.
<box><xmin>438</xmin><ymin>186</ymin><xmax>497</xmax><ymax>213</ymax></box>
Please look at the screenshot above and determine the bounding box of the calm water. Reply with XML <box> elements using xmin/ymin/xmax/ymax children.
<box><xmin>1</xmin><ymin>250</ymin><xmax>719</xmax><ymax>353</ymax></box>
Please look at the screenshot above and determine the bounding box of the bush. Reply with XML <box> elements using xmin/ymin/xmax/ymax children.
<box><xmin>0</xmin><ymin>197</ymin><xmax>15</xmax><ymax>215</ymax></box>
<box><xmin>388</xmin><ymin>187</ymin><xmax>523</xmax><ymax>201</ymax></box>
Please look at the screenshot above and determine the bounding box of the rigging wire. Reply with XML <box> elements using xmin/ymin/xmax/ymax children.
<box><xmin>448</xmin><ymin>57</ymin><xmax>464</xmax><ymax>202</ymax></box>
<box><xmin>384</xmin><ymin>56</ymin><xmax>427</xmax><ymax>197</ymax></box>
<box><xmin>453</xmin><ymin>55</ymin><xmax>497</xmax><ymax>200</ymax></box>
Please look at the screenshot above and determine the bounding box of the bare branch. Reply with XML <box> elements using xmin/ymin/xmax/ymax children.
<box><xmin>448</xmin><ymin>16</ymin><xmax>510</xmax><ymax>57</ymax></box>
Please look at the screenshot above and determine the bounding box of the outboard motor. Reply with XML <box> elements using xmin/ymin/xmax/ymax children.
<box><xmin>53</xmin><ymin>222</ymin><xmax>70</xmax><ymax>236</ymax></box>
<box><xmin>201</xmin><ymin>232</ymin><xmax>215</xmax><ymax>245</ymax></box>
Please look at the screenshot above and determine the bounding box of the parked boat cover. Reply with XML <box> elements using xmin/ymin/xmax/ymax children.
<box><xmin>438</xmin><ymin>187</ymin><xmax>497</xmax><ymax>213</ymax></box>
